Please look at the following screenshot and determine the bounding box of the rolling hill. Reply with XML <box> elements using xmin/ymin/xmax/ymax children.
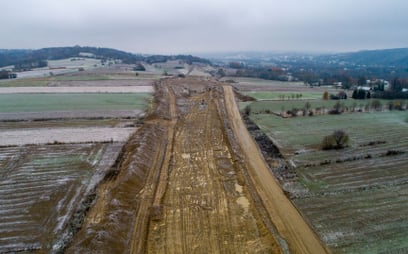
<box><xmin>0</xmin><ymin>46</ymin><xmax>211</xmax><ymax>69</ymax></box>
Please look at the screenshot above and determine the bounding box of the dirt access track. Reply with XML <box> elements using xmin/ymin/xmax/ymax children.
<box><xmin>67</xmin><ymin>77</ymin><xmax>328</xmax><ymax>253</ymax></box>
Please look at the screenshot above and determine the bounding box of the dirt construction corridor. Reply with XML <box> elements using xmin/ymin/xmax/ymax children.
<box><xmin>67</xmin><ymin>77</ymin><xmax>329</xmax><ymax>253</ymax></box>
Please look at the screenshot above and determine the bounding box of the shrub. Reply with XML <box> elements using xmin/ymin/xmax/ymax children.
<box><xmin>371</xmin><ymin>100</ymin><xmax>382</xmax><ymax>111</ymax></box>
<box><xmin>287</xmin><ymin>108</ymin><xmax>300</xmax><ymax>116</ymax></box>
<box><xmin>243</xmin><ymin>105</ymin><xmax>251</xmax><ymax>116</ymax></box>
<box><xmin>329</xmin><ymin>101</ymin><xmax>344</xmax><ymax>114</ymax></box>
<box><xmin>322</xmin><ymin>130</ymin><xmax>349</xmax><ymax>150</ymax></box>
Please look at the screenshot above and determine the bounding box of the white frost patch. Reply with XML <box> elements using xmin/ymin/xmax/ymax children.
<box><xmin>0</xmin><ymin>86</ymin><xmax>153</xmax><ymax>94</ymax></box>
<box><xmin>54</xmin><ymin>187</ymin><xmax>82</xmax><ymax>234</ymax></box>
<box><xmin>0</xmin><ymin>127</ymin><xmax>136</xmax><ymax>146</ymax></box>
<box><xmin>288</xmin><ymin>159</ymin><xmax>297</xmax><ymax>168</ymax></box>
<box><xmin>322</xmin><ymin>231</ymin><xmax>345</xmax><ymax>242</ymax></box>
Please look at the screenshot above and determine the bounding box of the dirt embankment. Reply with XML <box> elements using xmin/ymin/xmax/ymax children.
<box><xmin>223</xmin><ymin>85</ymin><xmax>329</xmax><ymax>254</ymax></box>
<box><xmin>66</xmin><ymin>77</ymin><xmax>328</xmax><ymax>253</ymax></box>
<box><xmin>66</xmin><ymin>85</ymin><xmax>172</xmax><ymax>253</ymax></box>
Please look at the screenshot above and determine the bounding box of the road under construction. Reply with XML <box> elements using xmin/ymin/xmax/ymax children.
<box><xmin>67</xmin><ymin>77</ymin><xmax>329</xmax><ymax>254</ymax></box>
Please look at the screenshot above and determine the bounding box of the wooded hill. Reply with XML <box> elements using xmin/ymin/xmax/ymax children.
<box><xmin>0</xmin><ymin>46</ymin><xmax>211</xmax><ymax>69</ymax></box>
<box><xmin>319</xmin><ymin>48</ymin><xmax>408</xmax><ymax>67</ymax></box>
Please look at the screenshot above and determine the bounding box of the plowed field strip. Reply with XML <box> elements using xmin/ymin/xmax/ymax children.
<box><xmin>223</xmin><ymin>85</ymin><xmax>329</xmax><ymax>254</ymax></box>
<box><xmin>0</xmin><ymin>144</ymin><xmax>115</xmax><ymax>253</ymax></box>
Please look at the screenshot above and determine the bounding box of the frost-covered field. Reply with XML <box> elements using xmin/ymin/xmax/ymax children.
<box><xmin>0</xmin><ymin>143</ymin><xmax>123</xmax><ymax>252</ymax></box>
<box><xmin>0</xmin><ymin>127</ymin><xmax>136</xmax><ymax>146</ymax></box>
<box><xmin>249</xmin><ymin>106</ymin><xmax>408</xmax><ymax>253</ymax></box>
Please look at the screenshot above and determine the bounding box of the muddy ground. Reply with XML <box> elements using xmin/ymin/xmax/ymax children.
<box><xmin>66</xmin><ymin>77</ymin><xmax>328</xmax><ymax>253</ymax></box>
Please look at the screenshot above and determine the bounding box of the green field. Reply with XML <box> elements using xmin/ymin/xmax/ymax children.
<box><xmin>248</xmin><ymin>105</ymin><xmax>408</xmax><ymax>253</ymax></box>
<box><xmin>244</xmin><ymin>91</ymin><xmax>322</xmax><ymax>100</ymax></box>
<box><xmin>53</xmin><ymin>74</ymin><xmax>156</xmax><ymax>81</ymax></box>
<box><xmin>0</xmin><ymin>118</ymin><xmax>121</xmax><ymax>129</ymax></box>
<box><xmin>246</xmin><ymin>98</ymin><xmax>404</xmax><ymax>115</ymax></box>
<box><xmin>0</xmin><ymin>93</ymin><xmax>151</xmax><ymax>113</ymax></box>
<box><xmin>248</xmin><ymin>99</ymin><xmax>348</xmax><ymax>113</ymax></box>
<box><xmin>251</xmin><ymin>111</ymin><xmax>407</xmax><ymax>154</ymax></box>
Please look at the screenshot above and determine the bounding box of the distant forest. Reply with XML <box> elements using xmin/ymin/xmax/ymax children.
<box><xmin>0</xmin><ymin>46</ymin><xmax>211</xmax><ymax>70</ymax></box>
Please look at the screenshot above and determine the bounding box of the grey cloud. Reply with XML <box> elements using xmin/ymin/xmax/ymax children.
<box><xmin>1</xmin><ymin>0</ymin><xmax>407</xmax><ymax>53</ymax></box>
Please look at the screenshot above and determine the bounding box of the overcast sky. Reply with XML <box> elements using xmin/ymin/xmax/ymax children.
<box><xmin>1</xmin><ymin>0</ymin><xmax>407</xmax><ymax>54</ymax></box>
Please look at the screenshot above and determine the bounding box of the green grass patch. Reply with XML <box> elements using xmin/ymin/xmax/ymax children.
<box><xmin>0</xmin><ymin>93</ymin><xmax>151</xmax><ymax>113</ymax></box>
<box><xmin>31</xmin><ymin>155</ymin><xmax>83</xmax><ymax>165</ymax></box>
<box><xmin>298</xmin><ymin>177</ymin><xmax>328</xmax><ymax>192</ymax></box>
<box><xmin>239</xmin><ymin>101</ymin><xmax>253</xmax><ymax>110</ymax></box>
